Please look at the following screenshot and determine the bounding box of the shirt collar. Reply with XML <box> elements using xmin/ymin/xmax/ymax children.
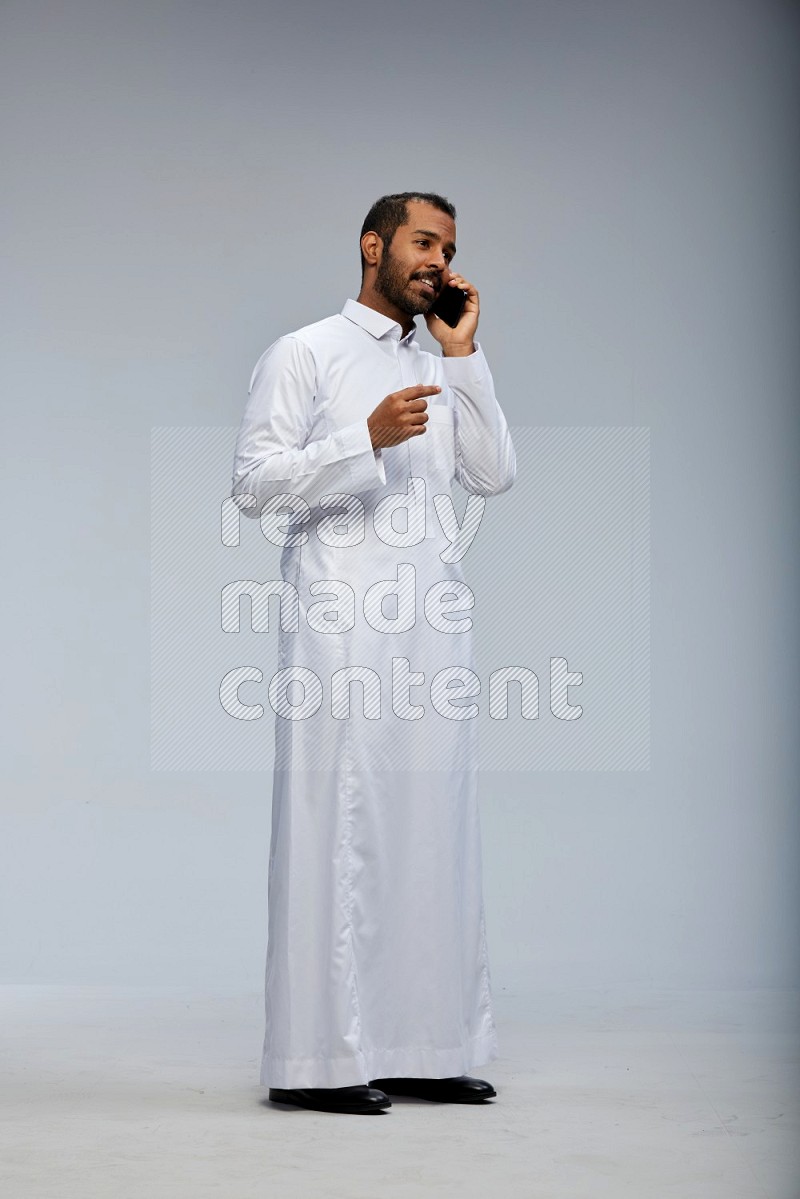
<box><xmin>341</xmin><ymin>298</ymin><xmax>417</xmax><ymax>344</ymax></box>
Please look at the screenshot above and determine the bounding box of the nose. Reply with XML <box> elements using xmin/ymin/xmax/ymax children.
<box><xmin>426</xmin><ymin>247</ymin><xmax>449</xmax><ymax>275</ymax></box>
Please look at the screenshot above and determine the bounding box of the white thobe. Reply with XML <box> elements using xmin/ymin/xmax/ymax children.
<box><xmin>232</xmin><ymin>298</ymin><xmax>516</xmax><ymax>1088</ymax></box>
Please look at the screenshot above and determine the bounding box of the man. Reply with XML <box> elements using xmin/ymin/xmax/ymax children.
<box><xmin>231</xmin><ymin>192</ymin><xmax>516</xmax><ymax>1114</ymax></box>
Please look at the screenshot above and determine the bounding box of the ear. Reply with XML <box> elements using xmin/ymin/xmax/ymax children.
<box><xmin>360</xmin><ymin>231</ymin><xmax>382</xmax><ymax>269</ymax></box>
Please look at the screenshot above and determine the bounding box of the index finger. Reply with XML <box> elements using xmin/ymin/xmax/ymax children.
<box><xmin>399</xmin><ymin>384</ymin><xmax>441</xmax><ymax>400</ymax></box>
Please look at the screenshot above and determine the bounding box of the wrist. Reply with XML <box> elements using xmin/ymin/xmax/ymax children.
<box><xmin>441</xmin><ymin>341</ymin><xmax>476</xmax><ymax>357</ymax></box>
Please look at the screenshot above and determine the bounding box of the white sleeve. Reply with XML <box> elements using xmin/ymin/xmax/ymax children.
<box><xmin>231</xmin><ymin>335</ymin><xmax>386</xmax><ymax>518</ymax></box>
<box><xmin>442</xmin><ymin>342</ymin><xmax>516</xmax><ymax>496</ymax></box>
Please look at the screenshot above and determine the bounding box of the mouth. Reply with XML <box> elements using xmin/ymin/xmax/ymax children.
<box><xmin>413</xmin><ymin>276</ymin><xmax>440</xmax><ymax>296</ymax></box>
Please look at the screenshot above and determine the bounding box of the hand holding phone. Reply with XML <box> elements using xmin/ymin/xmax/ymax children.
<box><xmin>424</xmin><ymin>273</ymin><xmax>479</xmax><ymax>352</ymax></box>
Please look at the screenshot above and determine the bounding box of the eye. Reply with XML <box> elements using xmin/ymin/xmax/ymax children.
<box><xmin>416</xmin><ymin>239</ymin><xmax>429</xmax><ymax>247</ymax></box>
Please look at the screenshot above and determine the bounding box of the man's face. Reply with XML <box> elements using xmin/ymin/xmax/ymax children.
<box><xmin>374</xmin><ymin>200</ymin><xmax>457</xmax><ymax>317</ymax></box>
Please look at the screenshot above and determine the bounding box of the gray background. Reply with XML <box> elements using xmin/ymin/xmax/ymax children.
<box><xmin>2</xmin><ymin>0</ymin><xmax>798</xmax><ymax>995</ymax></box>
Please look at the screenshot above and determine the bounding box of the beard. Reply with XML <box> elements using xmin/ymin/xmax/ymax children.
<box><xmin>374</xmin><ymin>245</ymin><xmax>438</xmax><ymax>317</ymax></box>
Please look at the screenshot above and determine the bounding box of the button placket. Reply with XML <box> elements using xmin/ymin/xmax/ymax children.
<box><xmin>397</xmin><ymin>339</ymin><xmax>436</xmax><ymax>540</ymax></box>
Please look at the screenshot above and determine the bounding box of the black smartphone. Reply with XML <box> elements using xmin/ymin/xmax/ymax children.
<box><xmin>430</xmin><ymin>282</ymin><xmax>467</xmax><ymax>329</ymax></box>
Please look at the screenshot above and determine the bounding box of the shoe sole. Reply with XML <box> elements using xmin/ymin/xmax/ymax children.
<box><xmin>375</xmin><ymin>1088</ymin><xmax>497</xmax><ymax>1103</ymax></box>
<box><xmin>268</xmin><ymin>1090</ymin><xmax>391</xmax><ymax>1114</ymax></box>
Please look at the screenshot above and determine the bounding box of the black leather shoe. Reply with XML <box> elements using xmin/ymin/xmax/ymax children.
<box><xmin>268</xmin><ymin>1084</ymin><xmax>391</xmax><ymax>1113</ymax></box>
<box><xmin>369</xmin><ymin>1075</ymin><xmax>496</xmax><ymax>1103</ymax></box>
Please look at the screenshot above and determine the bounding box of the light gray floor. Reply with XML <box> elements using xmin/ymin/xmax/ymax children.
<box><xmin>1</xmin><ymin>986</ymin><xmax>797</xmax><ymax>1198</ymax></box>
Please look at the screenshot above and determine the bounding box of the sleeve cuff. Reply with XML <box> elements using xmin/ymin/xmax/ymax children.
<box><xmin>336</xmin><ymin>418</ymin><xmax>387</xmax><ymax>489</ymax></box>
<box><xmin>440</xmin><ymin>340</ymin><xmax>490</xmax><ymax>385</ymax></box>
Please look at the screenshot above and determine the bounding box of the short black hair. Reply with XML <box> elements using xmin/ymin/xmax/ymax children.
<box><xmin>359</xmin><ymin>191</ymin><xmax>456</xmax><ymax>275</ymax></box>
